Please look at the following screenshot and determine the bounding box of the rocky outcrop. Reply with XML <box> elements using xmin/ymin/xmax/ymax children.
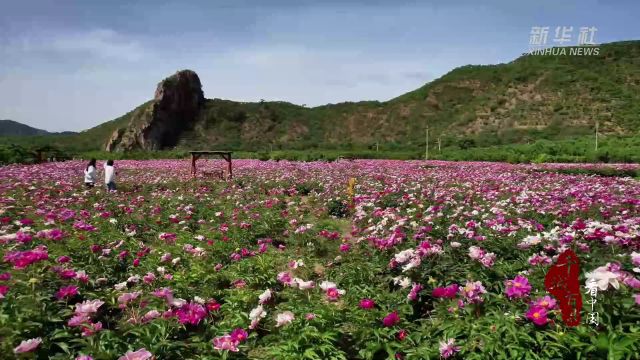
<box><xmin>106</xmin><ymin>70</ymin><xmax>205</xmax><ymax>151</ymax></box>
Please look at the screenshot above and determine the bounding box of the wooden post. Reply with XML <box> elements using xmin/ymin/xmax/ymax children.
<box><xmin>227</xmin><ymin>153</ymin><xmax>233</xmax><ymax>180</ymax></box>
<box><xmin>191</xmin><ymin>153</ymin><xmax>197</xmax><ymax>176</ymax></box>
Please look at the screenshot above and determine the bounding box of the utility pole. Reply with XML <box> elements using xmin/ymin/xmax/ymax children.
<box><xmin>425</xmin><ymin>126</ymin><xmax>429</xmax><ymax>160</ymax></box>
<box><xmin>595</xmin><ymin>120</ymin><xmax>599</xmax><ymax>152</ymax></box>
<box><xmin>376</xmin><ymin>141</ymin><xmax>379</xmax><ymax>152</ymax></box>
<box><xmin>437</xmin><ymin>137</ymin><xmax>441</xmax><ymax>153</ymax></box>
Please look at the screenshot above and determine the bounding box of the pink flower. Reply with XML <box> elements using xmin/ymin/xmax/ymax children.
<box><xmin>526</xmin><ymin>305</ymin><xmax>549</xmax><ymax>326</ymax></box>
<box><xmin>0</xmin><ymin>272</ymin><xmax>11</xmax><ymax>281</ymax></box>
<box><xmin>76</xmin><ymin>355</ymin><xmax>93</xmax><ymax>360</ymax></box>
<box><xmin>479</xmin><ymin>253</ymin><xmax>496</xmax><ymax>268</ymax></box>
<box><xmin>460</xmin><ymin>281</ymin><xmax>486</xmax><ymax>304</ymax></box>
<box><xmin>175</xmin><ymin>302</ymin><xmax>207</xmax><ymax>325</ymax></box>
<box><xmin>230</xmin><ymin>328</ymin><xmax>248</xmax><ymax>342</ymax></box>
<box><xmin>505</xmin><ymin>275</ymin><xmax>532</xmax><ymax>299</ymax></box>
<box><xmin>118</xmin><ymin>291</ymin><xmax>142</xmax><ymax>307</ymax></box>
<box><xmin>339</xmin><ymin>243</ymin><xmax>351</xmax><ymax>252</ymax></box>
<box><xmin>81</xmin><ymin>321</ymin><xmax>103</xmax><ymax>336</ymax></box>
<box><xmin>142</xmin><ymin>310</ymin><xmax>161</xmax><ymax>322</ymax></box>
<box><xmin>0</xmin><ymin>285</ymin><xmax>9</xmax><ymax>299</ymax></box>
<box><xmin>58</xmin><ymin>268</ymin><xmax>77</xmax><ymax>279</ymax></box>
<box><xmin>118</xmin><ymin>348</ymin><xmax>153</xmax><ymax>360</ymax></box>
<box><xmin>275</xmin><ymin>311</ymin><xmax>295</xmax><ymax>327</ymax></box>
<box><xmin>143</xmin><ymin>272</ymin><xmax>156</xmax><ymax>284</ymax></box>
<box><xmin>13</xmin><ymin>337</ymin><xmax>42</xmax><ymax>353</ymax></box>
<box><xmin>325</xmin><ymin>287</ymin><xmax>345</xmax><ymax>301</ymax></box>
<box><xmin>4</xmin><ymin>247</ymin><xmax>49</xmax><ymax>269</ymax></box>
<box><xmin>68</xmin><ymin>314</ymin><xmax>90</xmax><ymax>327</ymax></box>
<box><xmin>432</xmin><ymin>284</ymin><xmax>459</xmax><ymax>299</ymax></box>
<box><xmin>439</xmin><ymin>338</ymin><xmax>461</xmax><ymax>359</ymax></box>
<box><xmin>382</xmin><ymin>311</ymin><xmax>400</xmax><ymax>327</ymax></box>
<box><xmin>75</xmin><ymin>299</ymin><xmax>104</xmax><ymax>315</ymax></box>
<box><xmin>232</xmin><ymin>279</ymin><xmax>246</xmax><ymax>288</ymax></box>
<box><xmin>277</xmin><ymin>271</ymin><xmax>294</xmax><ymax>286</ymax></box>
<box><xmin>531</xmin><ymin>295</ymin><xmax>557</xmax><ymax>310</ymax></box>
<box><xmin>634</xmin><ymin>294</ymin><xmax>640</xmax><ymax>306</ymax></box>
<box><xmin>212</xmin><ymin>335</ymin><xmax>239</xmax><ymax>352</ymax></box>
<box><xmin>76</xmin><ymin>270</ymin><xmax>89</xmax><ymax>283</ymax></box>
<box><xmin>305</xmin><ymin>313</ymin><xmax>316</xmax><ymax>320</ymax></box>
<box><xmin>359</xmin><ymin>298</ymin><xmax>376</xmax><ymax>309</ymax></box>
<box><xmin>159</xmin><ymin>232</ymin><xmax>177</xmax><ymax>243</ymax></box>
<box><xmin>56</xmin><ymin>285</ymin><xmax>79</xmax><ymax>300</ymax></box>
<box><xmin>408</xmin><ymin>283</ymin><xmax>423</xmax><ymax>301</ymax></box>
<box><xmin>57</xmin><ymin>256</ymin><xmax>71</xmax><ymax>263</ymax></box>
<box><xmin>468</xmin><ymin>246</ymin><xmax>485</xmax><ymax>260</ymax></box>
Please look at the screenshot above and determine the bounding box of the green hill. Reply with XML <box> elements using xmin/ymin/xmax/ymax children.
<box><xmin>3</xmin><ymin>41</ymin><xmax>640</xmax><ymax>154</ymax></box>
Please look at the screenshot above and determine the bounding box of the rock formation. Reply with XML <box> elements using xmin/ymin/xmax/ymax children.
<box><xmin>105</xmin><ymin>70</ymin><xmax>205</xmax><ymax>151</ymax></box>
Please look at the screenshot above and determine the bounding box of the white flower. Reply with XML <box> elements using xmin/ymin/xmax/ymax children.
<box><xmin>295</xmin><ymin>278</ymin><xmax>315</xmax><ymax>290</ymax></box>
<box><xmin>169</xmin><ymin>298</ymin><xmax>186</xmax><ymax>307</ymax></box>
<box><xmin>249</xmin><ymin>305</ymin><xmax>267</xmax><ymax>321</ymax></box>
<box><xmin>393</xmin><ymin>276</ymin><xmax>412</xmax><ymax>289</ymax></box>
<box><xmin>114</xmin><ymin>282</ymin><xmax>128</xmax><ymax>291</ymax></box>
<box><xmin>194</xmin><ymin>296</ymin><xmax>205</xmax><ymax>304</ymax></box>
<box><xmin>258</xmin><ymin>289</ymin><xmax>272</xmax><ymax>304</ymax></box>
<box><xmin>157</xmin><ymin>266</ymin><xmax>166</xmax><ymax>274</ymax></box>
<box><xmin>394</xmin><ymin>249</ymin><xmax>416</xmax><ymax>263</ymax></box>
<box><xmin>450</xmin><ymin>242</ymin><xmax>462</xmax><ymax>248</ymax></box>
<box><xmin>585</xmin><ymin>268</ymin><xmax>620</xmax><ymax>291</ymax></box>
<box><xmin>319</xmin><ymin>281</ymin><xmax>337</xmax><ymax>291</ymax></box>
<box><xmin>171</xmin><ymin>257</ymin><xmax>181</xmax><ymax>265</ymax></box>
<box><xmin>109</xmin><ymin>218</ymin><xmax>118</xmax><ymax>224</ymax></box>
<box><xmin>275</xmin><ymin>311</ymin><xmax>295</xmax><ymax>327</ymax></box>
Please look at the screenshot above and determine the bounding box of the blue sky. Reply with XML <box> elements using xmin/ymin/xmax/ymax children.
<box><xmin>0</xmin><ymin>0</ymin><xmax>638</xmax><ymax>131</ymax></box>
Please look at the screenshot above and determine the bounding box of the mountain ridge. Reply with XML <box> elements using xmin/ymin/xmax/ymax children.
<box><xmin>0</xmin><ymin>120</ymin><xmax>77</xmax><ymax>137</ymax></box>
<box><xmin>3</xmin><ymin>40</ymin><xmax>639</xmax><ymax>152</ymax></box>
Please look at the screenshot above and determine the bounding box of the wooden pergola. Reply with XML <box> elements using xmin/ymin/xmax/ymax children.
<box><xmin>189</xmin><ymin>151</ymin><xmax>233</xmax><ymax>179</ymax></box>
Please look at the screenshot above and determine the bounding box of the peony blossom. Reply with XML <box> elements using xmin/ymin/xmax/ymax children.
<box><xmin>75</xmin><ymin>300</ymin><xmax>104</xmax><ymax>315</ymax></box>
<box><xmin>359</xmin><ymin>298</ymin><xmax>376</xmax><ymax>309</ymax></box>
<box><xmin>213</xmin><ymin>335</ymin><xmax>239</xmax><ymax>352</ymax></box>
<box><xmin>531</xmin><ymin>295</ymin><xmax>557</xmax><ymax>310</ymax></box>
<box><xmin>505</xmin><ymin>275</ymin><xmax>532</xmax><ymax>299</ymax></box>
<box><xmin>118</xmin><ymin>348</ymin><xmax>153</xmax><ymax>360</ymax></box>
<box><xmin>56</xmin><ymin>285</ymin><xmax>79</xmax><ymax>300</ymax></box>
<box><xmin>460</xmin><ymin>281</ymin><xmax>486</xmax><ymax>304</ymax></box>
<box><xmin>585</xmin><ymin>267</ymin><xmax>620</xmax><ymax>291</ymax></box>
<box><xmin>526</xmin><ymin>305</ymin><xmax>549</xmax><ymax>326</ymax></box>
<box><xmin>432</xmin><ymin>284</ymin><xmax>459</xmax><ymax>299</ymax></box>
<box><xmin>275</xmin><ymin>311</ymin><xmax>295</xmax><ymax>327</ymax></box>
<box><xmin>439</xmin><ymin>338</ymin><xmax>461</xmax><ymax>359</ymax></box>
<box><xmin>382</xmin><ymin>311</ymin><xmax>400</xmax><ymax>327</ymax></box>
<box><xmin>14</xmin><ymin>337</ymin><xmax>42</xmax><ymax>353</ymax></box>
<box><xmin>175</xmin><ymin>302</ymin><xmax>207</xmax><ymax>325</ymax></box>
<box><xmin>258</xmin><ymin>289</ymin><xmax>272</xmax><ymax>304</ymax></box>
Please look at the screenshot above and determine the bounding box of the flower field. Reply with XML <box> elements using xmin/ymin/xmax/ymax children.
<box><xmin>1</xmin><ymin>159</ymin><xmax>639</xmax><ymax>359</ymax></box>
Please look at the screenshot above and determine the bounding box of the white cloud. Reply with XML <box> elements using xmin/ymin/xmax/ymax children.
<box><xmin>1</xmin><ymin>28</ymin><xmax>146</xmax><ymax>62</ymax></box>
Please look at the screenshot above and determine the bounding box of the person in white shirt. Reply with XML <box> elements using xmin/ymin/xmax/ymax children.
<box><xmin>84</xmin><ymin>159</ymin><xmax>97</xmax><ymax>188</ymax></box>
<box><xmin>104</xmin><ymin>159</ymin><xmax>117</xmax><ymax>191</ymax></box>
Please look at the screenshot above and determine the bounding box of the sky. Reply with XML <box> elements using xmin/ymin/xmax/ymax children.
<box><xmin>0</xmin><ymin>0</ymin><xmax>638</xmax><ymax>132</ymax></box>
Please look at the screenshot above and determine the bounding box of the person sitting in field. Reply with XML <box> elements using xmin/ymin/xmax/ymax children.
<box><xmin>83</xmin><ymin>158</ymin><xmax>97</xmax><ymax>188</ymax></box>
<box><xmin>104</xmin><ymin>159</ymin><xmax>117</xmax><ymax>191</ymax></box>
